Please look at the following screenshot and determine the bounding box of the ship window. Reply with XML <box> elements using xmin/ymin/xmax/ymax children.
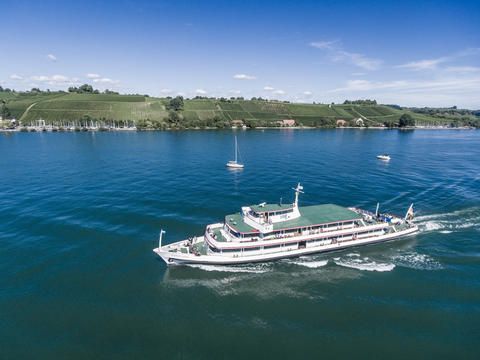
<box><xmin>264</xmin><ymin>244</ymin><xmax>280</xmax><ymax>249</ymax></box>
<box><xmin>244</xmin><ymin>247</ymin><xmax>260</xmax><ymax>251</ymax></box>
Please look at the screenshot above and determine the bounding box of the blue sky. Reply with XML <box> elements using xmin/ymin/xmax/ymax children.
<box><xmin>1</xmin><ymin>0</ymin><xmax>479</xmax><ymax>107</ymax></box>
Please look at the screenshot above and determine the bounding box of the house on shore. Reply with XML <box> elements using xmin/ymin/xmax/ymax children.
<box><xmin>231</xmin><ymin>119</ymin><xmax>244</xmax><ymax>128</ymax></box>
<box><xmin>336</xmin><ymin>119</ymin><xmax>347</xmax><ymax>127</ymax></box>
<box><xmin>277</xmin><ymin>119</ymin><xmax>296</xmax><ymax>127</ymax></box>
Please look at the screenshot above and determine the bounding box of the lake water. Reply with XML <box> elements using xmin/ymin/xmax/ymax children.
<box><xmin>1</xmin><ymin>129</ymin><xmax>479</xmax><ymax>359</ymax></box>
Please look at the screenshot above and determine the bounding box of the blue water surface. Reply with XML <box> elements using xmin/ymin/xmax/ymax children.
<box><xmin>0</xmin><ymin>129</ymin><xmax>479</xmax><ymax>359</ymax></box>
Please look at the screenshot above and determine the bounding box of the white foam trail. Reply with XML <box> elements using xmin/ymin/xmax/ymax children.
<box><xmin>334</xmin><ymin>259</ymin><xmax>395</xmax><ymax>272</ymax></box>
<box><xmin>419</xmin><ymin>220</ymin><xmax>479</xmax><ymax>233</ymax></box>
<box><xmin>185</xmin><ymin>263</ymin><xmax>270</xmax><ymax>274</ymax></box>
<box><xmin>439</xmin><ymin>230</ymin><xmax>453</xmax><ymax>234</ymax></box>
<box><xmin>416</xmin><ymin>207</ymin><xmax>480</xmax><ymax>221</ymax></box>
<box><xmin>290</xmin><ymin>260</ymin><xmax>328</xmax><ymax>268</ymax></box>
<box><xmin>421</xmin><ymin>221</ymin><xmax>444</xmax><ymax>231</ymax></box>
<box><xmin>392</xmin><ymin>252</ymin><xmax>443</xmax><ymax>271</ymax></box>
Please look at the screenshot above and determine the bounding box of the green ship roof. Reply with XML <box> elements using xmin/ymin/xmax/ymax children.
<box><xmin>250</xmin><ymin>203</ymin><xmax>294</xmax><ymax>213</ymax></box>
<box><xmin>225</xmin><ymin>204</ymin><xmax>361</xmax><ymax>234</ymax></box>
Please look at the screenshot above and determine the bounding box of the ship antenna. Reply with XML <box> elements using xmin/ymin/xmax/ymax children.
<box><xmin>292</xmin><ymin>183</ymin><xmax>304</xmax><ymax>207</ymax></box>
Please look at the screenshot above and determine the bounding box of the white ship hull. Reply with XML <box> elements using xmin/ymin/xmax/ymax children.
<box><xmin>153</xmin><ymin>225</ymin><xmax>418</xmax><ymax>265</ymax></box>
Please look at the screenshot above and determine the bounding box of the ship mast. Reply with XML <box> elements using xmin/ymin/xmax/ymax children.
<box><xmin>293</xmin><ymin>183</ymin><xmax>304</xmax><ymax>207</ymax></box>
<box><xmin>234</xmin><ymin>136</ymin><xmax>238</xmax><ymax>163</ymax></box>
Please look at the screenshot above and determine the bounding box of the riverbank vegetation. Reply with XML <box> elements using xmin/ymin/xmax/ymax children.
<box><xmin>1</xmin><ymin>86</ymin><xmax>479</xmax><ymax>130</ymax></box>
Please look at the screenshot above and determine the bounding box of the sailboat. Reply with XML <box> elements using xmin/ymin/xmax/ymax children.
<box><xmin>226</xmin><ymin>136</ymin><xmax>244</xmax><ymax>168</ymax></box>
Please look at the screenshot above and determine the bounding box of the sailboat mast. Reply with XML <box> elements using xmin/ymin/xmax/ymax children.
<box><xmin>234</xmin><ymin>136</ymin><xmax>238</xmax><ymax>163</ymax></box>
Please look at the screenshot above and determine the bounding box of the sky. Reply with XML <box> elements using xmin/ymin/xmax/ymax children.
<box><xmin>1</xmin><ymin>0</ymin><xmax>479</xmax><ymax>108</ymax></box>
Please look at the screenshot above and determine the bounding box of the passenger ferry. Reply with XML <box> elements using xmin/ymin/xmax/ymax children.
<box><xmin>153</xmin><ymin>184</ymin><xmax>418</xmax><ymax>265</ymax></box>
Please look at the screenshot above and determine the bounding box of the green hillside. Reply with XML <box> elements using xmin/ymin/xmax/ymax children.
<box><xmin>1</xmin><ymin>91</ymin><xmax>477</xmax><ymax>129</ymax></box>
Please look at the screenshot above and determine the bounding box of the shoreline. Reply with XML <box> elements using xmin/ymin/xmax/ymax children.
<box><xmin>0</xmin><ymin>126</ymin><xmax>476</xmax><ymax>133</ymax></box>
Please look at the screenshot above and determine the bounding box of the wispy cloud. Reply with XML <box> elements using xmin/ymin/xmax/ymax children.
<box><xmin>444</xmin><ymin>66</ymin><xmax>480</xmax><ymax>73</ymax></box>
<box><xmin>159</xmin><ymin>88</ymin><xmax>172</xmax><ymax>94</ymax></box>
<box><xmin>303</xmin><ymin>91</ymin><xmax>312</xmax><ymax>96</ymax></box>
<box><xmin>396</xmin><ymin>48</ymin><xmax>480</xmax><ymax>72</ymax></box>
<box><xmin>309</xmin><ymin>40</ymin><xmax>338</xmax><ymax>50</ymax></box>
<box><xmin>30</xmin><ymin>74</ymin><xmax>80</xmax><ymax>86</ymax></box>
<box><xmin>47</xmin><ymin>54</ymin><xmax>57</xmax><ymax>61</ymax></box>
<box><xmin>92</xmin><ymin>77</ymin><xmax>119</xmax><ymax>84</ymax></box>
<box><xmin>228</xmin><ymin>89</ymin><xmax>241</xmax><ymax>94</ymax></box>
<box><xmin>195</xmin><ymin>88</ymin><xmax>207</xmax><ymax>94</ymax></box>
<box><xmin>310</xmin><ymin>40</ymin><xmax>382</xmax><ymax>70</ymax></box>
<box><xmin>86</xmin><ymin>73</ymin><xmax>100</xmax><ymax>79</ymax></box>
<box><xmin>233</xmin><ymin>74</ymin><xmax>256</xmax><ymax>80</ymax></box>
<box><xmin>329</xmin><ymin>76</ymin><xmax>480</xmax><ymax>107</ymax></box>
<box><xmin>263</xmin><ymin>86</ymin><xmax>274</xmax><ymax>91</ymax></box>
<box><xmin>273</xmin><ymin>89</ymin><xmax>285</xmax><ymax>95</ymax></box>
<box><xmin>10</xmin><ymin>74</ymin><xmax>23</xmax><ymax>80</ymax></box>
<box><xmin>396</xmin><ymin>58</ymin><xmax>447</xmax><ymax>71</ymax></box>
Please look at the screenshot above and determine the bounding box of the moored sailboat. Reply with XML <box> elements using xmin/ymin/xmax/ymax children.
<box><xmin>226</xmin><ymin>136</ymin><xmax>244</xmax><ymax>168</ymax></box>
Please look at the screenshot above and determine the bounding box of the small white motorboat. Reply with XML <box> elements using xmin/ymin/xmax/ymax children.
<box><xmin>226</xmin><ymin>136</ymin><xmax>244</xmax><ymax>168</ymax></box>
<box><xmin>377</xmin><ymin>154</ymin><xmax>391</xmax><ymax>161</ymax></box>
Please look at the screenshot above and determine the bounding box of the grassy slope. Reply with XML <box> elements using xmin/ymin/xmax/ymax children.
<box><xmin>0</xmin><ymin>92</ymin><xmax>461</xmax><ymax>126</ymax></box>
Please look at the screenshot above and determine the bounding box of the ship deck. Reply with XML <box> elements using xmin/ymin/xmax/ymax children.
<box><xmin>225</xmin><ymin>204</ymin><xmax>362</xmax><ymax>234</ymax></box>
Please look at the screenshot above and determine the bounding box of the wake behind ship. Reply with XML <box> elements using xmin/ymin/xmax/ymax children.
<box><xmin>153</xmin><ymin>184</ymin><xmax>418</xmax><ymax>265</ymax></box>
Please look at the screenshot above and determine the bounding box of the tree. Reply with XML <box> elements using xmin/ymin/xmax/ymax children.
<box><xmin>0</xmin><ymin>101</ymin><xmax>12</xmax><ymax>119</ymax></box>
<box><xmin>78</xmin><ymin>84</ymin><xmax>94</xmax><ymax>93</ymax></box>
<box><xmin>399</xmin><ymin>113</ymin><xmax>415</xmax><ymax>127</ymax></box>
<box><xmin>167</xmin><ymin>110</ymin><xmax>182</xmax><ymax>125</ymax></box>
<box><xmin>168</xmin><ymin>96</ymin><xmax>184</xmax><ymax>111</ymax></box>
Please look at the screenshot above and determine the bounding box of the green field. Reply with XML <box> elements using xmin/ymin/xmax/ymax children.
<box><xmin>0</xmin><ymin>91</ymin><xmax>474</xmax><ymax>128</ymax></box>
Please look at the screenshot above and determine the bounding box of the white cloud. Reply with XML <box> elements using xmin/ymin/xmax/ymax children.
<box><xmin>445</xmin><ymin>66</ymin><xmax>480</xmax><ymax>73</ymax></box>
<box><xmin>30</xmin><ymin>74</ymin><xmax>81</xmax><ymax>86</ymax></box>
<box><xmin>332</xmin><ymin>50</ymin><xmax>382</xmax><ymax>70</ymax></box>
<box><xmin>228</xmin><ymin>89</ymin><xmax>241</xmax><ymax>94</ymax></box>
<box><xmin>10</xmin><ymin>74</ymin><xmax>23</xmax><ymax>80</ymax></box>
<box><xmin>51</xmin><ymin>75</ymin><xmax>68</xmax><ymax>82</ymax></box>
<box><xmin>310</xmin><ymin>40</ymin><xmax>381</xmax><ymax>70</ymax></box>
<box><xmin>273</xmin><ymin>89</ymin><xmax>285</xmax><ymax>95</ymax></box>
<box><xmin>31</xmin><ymin>75</ymin><xmax>50</xmax><ymax>82</ymax></box>
<box><xmin>396</xmin><ymin>48</ymin><xmax>480</xmax><ymax>72</ymax></box>
<box><xmin>195</xmin><ymin>88</ymin><xmax>207</xmax><ymax>94</ymax></box>
<box><xmin>309</xmin><ymin>40</ymin><xmax>337</xmax><ymax>50</ymax></box>
<box><xmin>86</xmin><ymin>73</ymin><xmax>100</xmax><ymax>79</ymax></box>
<box><xmin>93</xmin><ymin>77</ymin><xmax>119</xmax><ymax>84</ymax></box>
<box><xmin>233</xmin><ymin>74</ymin><xmax>256</xmax><ymax>80</ymax></box>
<box><xmin>396</xmin><ymin>58</ymin><xmax>447</xmax><ymax>71</ymax></box>
<box><xmin>303</xmin><ymin>91</ymin><xmax>312</xmax><ymax>96</ymax></box>
<box><xmin>263</xmin><ymin>86</ymin><xmax>274</xmax><ymax>91</ymax></box>
<box><xmin>47</xmin><ymin>54</ymin><xmax>57</xmax><ymax>61</ymax></box>
<box><xmin>351</xmin><ymin>72</ymin><xmax>366</xmax><ymax>76</ymax></box>
<box><xmin>329</xmin><ymin>75</ymin><xmax>480</xmax><ymax>108</ymax></box>
<box><xmin>160</xmin><ymin>88</ymin><xmax>172</xmax><ymax>94</ymax></box>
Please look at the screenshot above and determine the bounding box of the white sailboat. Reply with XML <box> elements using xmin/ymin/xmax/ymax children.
<box><xmin>226</xmin><ymin>136</ymin><xmax>244</xmax><ymax>168</ymax></box>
